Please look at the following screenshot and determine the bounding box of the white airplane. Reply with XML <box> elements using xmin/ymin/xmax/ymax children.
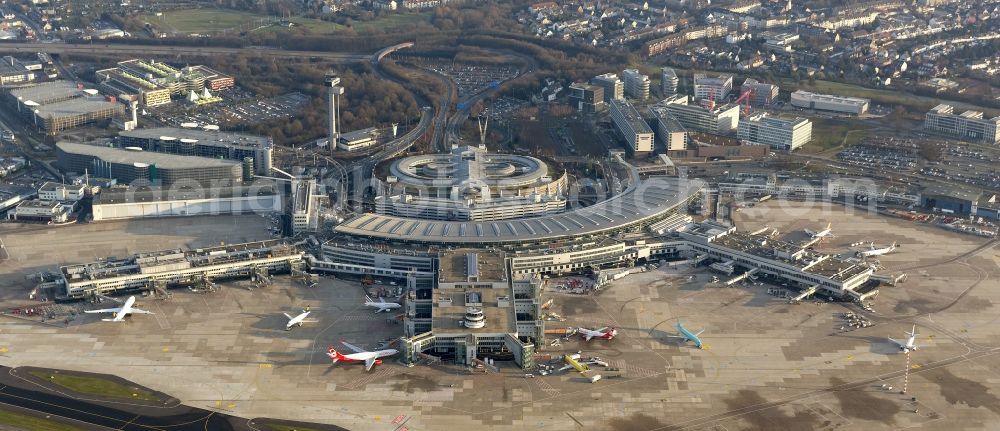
<box><xmin>889</xmin><ymin>325</ymin><xmax>919</xmax><ymax>353</ymax></box>
<box><xmin>84</xmin><ymin>296</ymin><xmax>153</xmax><ymax>322</ymax></box>
<box><xmin>578</xmin><ymin>326</ymin><xmax>618</xmax><ymax>341</ymax></box>
<box><xmin>364</xmin><ymin>295</ymin><xmax>401</xmax><ymax>313</ymax></box>
<box><xmin>805</xmin><ymin>222</ymin><xmax>834</xmax><ymax>239</ymax></box>
<box><xmin>282</xmin><ymin>308</ymin><xmax>317</xmax><ymax>330</ymax></box>
<box><xmin>858</xmin><ymin>242</ymin><xmax>898</xmax><ymax>258</ymax></box>
<box><xmin>326</xmin><ymin>341</ymin><xmax>398</xmax><ymax>371</ymax></box>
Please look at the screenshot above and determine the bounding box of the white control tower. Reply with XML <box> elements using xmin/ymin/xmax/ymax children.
<box><xmin>325</xmin><ymin>73</ymin><xmax>345</xmax><ymax>154</ymax></box>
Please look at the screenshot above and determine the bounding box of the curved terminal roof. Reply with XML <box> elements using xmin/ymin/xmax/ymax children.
<box><xmin>335</xmin><ymin>177</ymin><xmax>703</xmax><ymax>244</ymax></box>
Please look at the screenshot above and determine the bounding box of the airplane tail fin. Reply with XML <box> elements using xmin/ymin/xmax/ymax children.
<box><xmin>326</xmin><ymin>346</ymin><xmax>343</xmax><ymax>363</ymax></box>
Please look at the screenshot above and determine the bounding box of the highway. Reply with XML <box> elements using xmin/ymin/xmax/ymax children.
<box><xmin>0</xmin><ymin>42</ymin><xmax>369</xmax><ymax>62</ymax></box>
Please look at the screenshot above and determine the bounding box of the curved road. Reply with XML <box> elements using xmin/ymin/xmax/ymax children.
<box><xmin>0</xmin><ymin>42</ymin><xmax>368</xmax><ymax>62</ymax></box>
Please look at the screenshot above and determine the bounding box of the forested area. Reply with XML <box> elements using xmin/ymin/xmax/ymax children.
<box><xmin>204</xmin><ymin>57</ymin><xmax>421</xmax><ymax>147</ymax></box>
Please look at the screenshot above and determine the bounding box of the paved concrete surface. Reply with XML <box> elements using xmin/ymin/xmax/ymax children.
<box><xmin>0</xmin><ymin>209</ymin><xmax>998</xmax><ymax>431</ymax></box>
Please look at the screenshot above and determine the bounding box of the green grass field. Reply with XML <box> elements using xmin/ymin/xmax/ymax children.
<box><xmin>798</xmin><ymin>117</ymin><xmax>872</xmax><ymax>154</ymax></box>
<box><xmin>145</xmin><ymin>9</ymin><xmax>342</xmax><ymax>34</ymax></box>
<box><xmin>0</xmin><ymin>408</ymin><xmax>84</xmax><ymax>431</ymax></box>
<box><xmin>29</xmin><ymin>371</ymin><xmax>161</xmax><ymax>402</ymax></box>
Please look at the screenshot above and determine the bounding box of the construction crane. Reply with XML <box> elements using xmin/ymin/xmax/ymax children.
<box><xmin>734</xmin><ymin>87</ymin><xmax>754</xmax><ymax>116</ymax></box>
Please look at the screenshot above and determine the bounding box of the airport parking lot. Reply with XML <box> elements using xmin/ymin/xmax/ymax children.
<box><xmin>1</xmin><ymin>205</ymin><xmax>999</xmax><ymax>430</ymax></box>
<box><xmin>156</xmin><ymin>91</ymin><xmax>309</xmax><ymax>128</ymax></box>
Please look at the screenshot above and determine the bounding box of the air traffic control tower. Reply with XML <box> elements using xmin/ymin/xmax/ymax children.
<box><xmin>325</xmin><ymin>73</ymin><xmax>344</xmax><ymax>155</ymax></box>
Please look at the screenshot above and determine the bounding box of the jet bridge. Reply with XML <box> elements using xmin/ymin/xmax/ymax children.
<box><xmin>724</xmin><ymin>268</ymin><xmax>759</xmax><ymax>286</ymax></box>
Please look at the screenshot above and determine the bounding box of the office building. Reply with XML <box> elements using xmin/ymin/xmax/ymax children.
<box><xmin>0</xmin><ymin>56</ymin><xmax>42</xmax><ymax>85</ymax></box>
<box><xmin>337</xmin><ymin>127</ymin><xmax>379</xmax><ymax>151</ymax></box>
<box><xmin>7</xmin><ymin>200</ymin><xmax>72</xmax><ymax>223</ymax></box>
<box><xmin>622</xmin><ymin>69</ymin><xmax>650</xmax><ymax>101</ymax></box>
<box><xmin>590</xmin><ymin>73</ymin><xmax>624</xmax><ymax>102</ymax></box>
<box><xmin>790</xmin><ymin>90</ymin><xmax>869</xmax><ymax>115</ymax></box>
<box><xmin>91</xmin><ymin>183</ymin><xmax>281</xmax><ymax>221</ymax></box>
<box><xmin>96</xmin><ymin>60</ymin><xmax>234</xmax><ymax>108</ymax></box>
<box><xmin>610</xmin><ymin>99</ymin><xmax>654</xmax><ymax>154</ymax></box>
<box><xmin>661</xmin><ymin>95</ymin><xmax>741</xmax><ymax>134</ymax></box>
<box><xmin>694</xmin><ymin>73</ymin><xmax>733</xmax><ymax>101</ymax></box>
<box><xmin>38</xmin><ymin>181</ymin><xmax>86</xmax><ymax>201</ymax></box>
<box><xmin>569</xmin><ymin>83</ymin><xmax>605</xmax><ymax>113</ymax></box>
<box><xmin>661</xmin><ymin>67</ymin><xmax>679</xmax><ymax>96</ymax></box>
<box><xmin>924</xmin><ymin>104</ymin><xmax>1000</xmax><ymax>144</ymax></box>
<box><xmin>648</xmin><ymin>106</ymin><xmax>688</xmax><ymax>151</ymax></box>
<box><xmin>119</xmin><ymin>127</ymin><xmax>274</xmax><ymax>175</ymax></box>
<box><xmin>738</xmin><ymin>113</ymin><xmax>812</xmax><ymax>151</ymax></box>
<box><xmin>740</xmin><ymin>78</ymin><xmax>779</xmax><ymax>106</ymax></box>
<box><xmin>56</xmin><ymin>142</ymin><xmax>242</xmax><ymax>187</ymax></box>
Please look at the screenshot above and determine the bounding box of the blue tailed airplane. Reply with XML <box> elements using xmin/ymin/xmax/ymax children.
<box><xmin>675</xmin><ymin>322</ymin><xmax>705</xmax><ymax>349</ymax></box>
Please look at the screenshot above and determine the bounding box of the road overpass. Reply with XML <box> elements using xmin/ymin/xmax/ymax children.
<box><xmin>0</xmin><ymin>42</ymin><xmax>369</xmax><ymax>62</ymax></box>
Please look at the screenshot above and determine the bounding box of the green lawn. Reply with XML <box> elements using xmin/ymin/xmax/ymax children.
<box><xmin>29</xmin><ymin>371</ymin><xmax>161</xmax><ymax>402</ymax></box>
<box><xmin>0</xmin><ymin>408</ymin><xmax>84</xmax><ymax>431</ymax></box>
<box><xmin>798</xmin><ymin>118</ymin><xmax>872</xmax><ymax>154</ymax></box>
<box><xmin>147</xmin><ymin>8</ymin><xmax>260</xmax><ymax>34</ymax></box>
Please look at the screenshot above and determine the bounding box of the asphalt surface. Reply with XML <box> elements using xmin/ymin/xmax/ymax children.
<box><xmin>0</xmin><ymin>366</ymin><xmax>351</xmax><ymax>431</ymax></box>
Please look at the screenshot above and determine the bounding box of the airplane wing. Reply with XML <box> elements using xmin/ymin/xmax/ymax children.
<box><xmin>584</xmin><ymin>333</ymin><xmax>595</xmax><ymax>341</ymax></box>
<box><xmin>85</xmin><ymin>307</ymin><xmax>123</xmax><ymax>314</ymax></box>
<box><xmin>888</xmin><ymin>338</ymin><xmax>904</xmax><ymax>348</ymax></box>
<box><xmin>128</xmin><ymin>308</ymin><xmax>153</xmax><ymax>315</ymax></box>
<box><xmin>694</xmin><ymin>329</ymin><xmax>705</xmax><ymax>336</ymax></box>
<box><xmin>364</xmin><ymin>356</ymin><xmax>376</xmax><ymax>371</ymax></box>
<box><xmin>341</xmin><ymin>341</ymin><xmax>368</xmax><ymax>354</ymax></box>
<box><xmin>283</xmin><ymin>313</ymin><xmax>293</xmax><ymax>320</ymax></box>
<box><xmin>375</xmin><ymin>305</ymin><xmax>391</xmax><ymax>313</ymax></box>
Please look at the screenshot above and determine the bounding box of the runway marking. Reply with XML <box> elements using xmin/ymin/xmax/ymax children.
<box><xmin>533</xmin><ymin>376</ymin><xmax>560</xmax><ymax>396</ymax></box>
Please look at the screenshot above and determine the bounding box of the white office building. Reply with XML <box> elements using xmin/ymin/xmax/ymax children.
<box><xmin>590</xmin><ymin>73</ymin><xmax>624</xmax><ymax>102</ymax></box>
<box><xmin>648</xmin><ymin>105</ymin><xmax>688</xmax><ymax>151</ymax></box>
<box><xmin>622</xmin><ymin>69</ymin><xmax>650</xmax><ymax>101</ymax></box>
<box><xmin>610</xmin><ymin>99</ymin><xmax>654</xmax><ymax>154</ymax></box>
<box><xmin>661</xmin><ymin>67</ymin><xmax>679</xmax><ymax>95</ymax></box>
<box><xmin>924</xmin><ymin>104</ymin><xmax>1000</xmax><ymax>144</ymax></box>
<box><xmin>790</xmin><ymin>90</ymin><xmax>869</xmax><ymax>115</ymax></box>
<box><xmin>738</xmin><ymin>113</ymin><xmax>812</xmax><ymax>151</ymax></box>
<box><xmin>694</xmin><ymin>73</ymin><xmax>733</xmax><ymax>101</ymax></box>
<box><xmin>661</xmin><ymin>95</ymin><xmax>741</xmax><ymax>134</ymax></box>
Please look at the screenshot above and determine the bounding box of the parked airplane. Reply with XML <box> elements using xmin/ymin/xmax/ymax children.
<box><xmin>889</xmin><ymin>325</ymin><xmax>919</xmax><ymax>353</ymax></box>
<box><xmin>84</xmin><ymin>296</ymin><xmax>153</xmax><ymax>322</ymax></box>
<box><xmin>283</xmin><ymin>308</ymin><xmax>316</xmax><ymax>330</ymax></box>
<box><xmin>365</xmin><ymin>295</ymin><xmax>401</xmax><ymax>313</ymax></box>
<box><xmin>858</xmin><ymin>242</ymin><xmax>898</xmax><ymax>258</ymax></box>
<box><xmin>805</xmin><ymin>222</ymin><xmax>834</xmax><ymax>239</ymax></box>
<box><xmin>326</xmin><ymin>341</ymin><xmax>398</xmax><ymax>371</ymax></box>
<box><xmin>675</xmin><ymin>321</ymin><xmax>705</xmax><ymax>349</ymax></box>
<box><xmin>578</xmin><ymin>326</ymin><xmax>617</xmax><ymax>341</ymax></box>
